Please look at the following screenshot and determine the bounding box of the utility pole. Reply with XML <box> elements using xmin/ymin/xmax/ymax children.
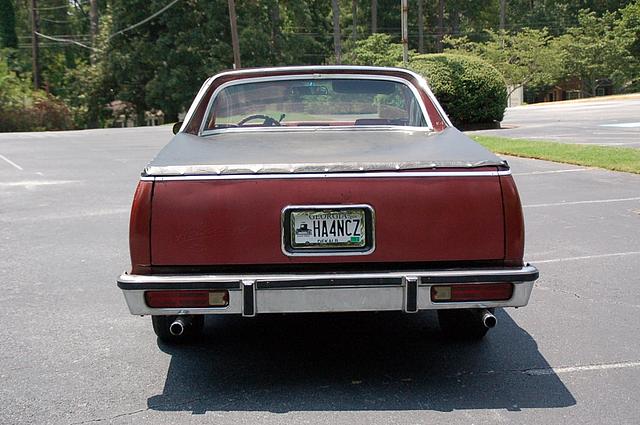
<box><xmin>436</xmin><ymin>0</ymin><xmax>444</xmax><ymax>52</ymax></box>
<box><xmin>371</xmin><ymin>0</ymin><xmax>377</xmax><ymax>33</ymax></box>
<box><xmin>499</xmin><ymin>0</ymin><xmax>506</xmax><ymax>31</ymax></box>
<box><xmin>417</xmin><ymin>0</ymin><xmax>424</xmax><ymax>53</ymax></box>
<box><xmin>228</xmin><ymin>0</ymin><xmax>241</xmax><ymax>69</ymax></box>
<box><xmin>352</xmin><ymin>0</ymin><xmax>357</xmax><ymax>42</ymax></box>
<box><xmin>89</xmin><ymin>0</ymin><xmax>99</xmax><ymax>63</ymax></box>
<box><xmin>401</xmin><ymin>0</ymin><xmax>408</xmax><ymax>66</ymax></box>
<box><xmin>30</xmin><ymin>0</ymin><xmax>40</xmax><ymax>89</ymax></box>
<box><xmin>332</xmin><ymin>0</ymin><xmax>341</xmax><ymax>64</ymax></box>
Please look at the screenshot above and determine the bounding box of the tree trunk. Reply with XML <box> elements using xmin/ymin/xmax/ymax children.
<box><xmin>499</xmin><ymin>0</ymin><xmax>506</xmax><ymax>31</ymax></box>
<box><xmin>30</xmin><ymin>0</ymin><xmax>40</xmax><ymax>89</ymax></box>
<box><xmin>417</xmin><ymin>0</ymin><xmax>424</xmax><ymax>53</ymax></box>
<box><xmin>227</xmin><ymin>0</ymin><xmax>241</xmax><ymax>69</ymax></box>
<box><xmin>436</xmin><ymin>0</ymin><xmax>445</xmax><ymax>52</ymax></box>
<box><xmin>89</xmin><ymin>0</ymin><xmax>99</xmax><ymax>64</ymax></box>
<box><xmin>371</xmin><ymin>0</ymin><xmax>377</xmax><ymax>33</ymax></box>
<box><xmin>271</xmin><ymin>0</ymin><xmax>281</xmax><ymax>59</ymax></box>
<box><xmin>352</xmin><ymin>0</ymin><xmax>357</xmax><ymax>42</ymax></box>
<box><xmin>332</xmin><ymin>0</ymin><xmax>341</xmax><ymax>64</ymax></box>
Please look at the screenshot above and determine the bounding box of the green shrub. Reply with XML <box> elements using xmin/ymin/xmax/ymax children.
<box><xmin>0</xmin><ymin>51</ymin><xmax>73</xmax><ymax>132</ymax></box>
<box><xmin>407</xmin><ymin>53</ymin><xmax>507</xmax><ymax>127</ymax></box>
<box><xmin>0</xmin><ymin>93</ymin><xmax>74</xmax><ymax>132</ymax></box>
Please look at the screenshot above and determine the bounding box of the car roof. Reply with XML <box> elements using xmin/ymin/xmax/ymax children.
<box><xmin>207</xmin><ymin>65</ymin><xmax>423</xmax><ymax>80</ymax></box>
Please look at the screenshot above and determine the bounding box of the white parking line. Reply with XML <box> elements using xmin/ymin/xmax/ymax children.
<box><xmin>525</xmin><ymin>360</ymin><xmax>640</xmax><ymax>376</ymax></box>
<box><xmin>0</xmin><ymin>180</ymin><xmax>79</xmax><ymax>188</ymax></box>
<box><xmin>524</xmin><ymin>197</ymin><xmax>640</xmax><ymax>208</ymax></box>
<box><xmin>600</xmin><ymin>122</ymin><xmax>640</xmax><ymax>128</ymax></box>
<box><xmin>531</xmin><ymin>251</ymin><xmax>640</xmax><ymax>264</ymax></box>
<box><xmin>514</xmin><ymin>168</ymin><xmax>588</xmax><ymax>176</ymax></box>
<box><xmin>0</xmin><ymin>154</ymin><xmax>23</xmax><ymax>170</ymax></box>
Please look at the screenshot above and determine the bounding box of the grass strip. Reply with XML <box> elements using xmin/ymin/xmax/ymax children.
<box><xmin>471</xmin><ymin>135</ymin><xmax>640</xmax><ymax>174</ymax></box>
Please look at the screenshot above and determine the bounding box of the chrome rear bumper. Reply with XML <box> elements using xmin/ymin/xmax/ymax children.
<box><xmin>117</xmin><ymin>265</ymin><xmax>538</xmax><ymax>316</ymax></box>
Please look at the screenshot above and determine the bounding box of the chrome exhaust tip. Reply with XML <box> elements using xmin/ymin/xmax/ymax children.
<box><xmin>169</xmin><ymin>316</ymin><xmax>191</xmax><ymax>336</ymax></box>
<box><xmin>481</xmin><ymin>309</ymin><xmax>497</xmax><ymax>328</ymax></box>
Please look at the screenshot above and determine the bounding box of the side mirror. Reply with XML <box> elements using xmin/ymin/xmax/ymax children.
<box><xmin>172</xmin><ymin>122</ymin><xmax>183</xmax><ymax>135</ymax></box>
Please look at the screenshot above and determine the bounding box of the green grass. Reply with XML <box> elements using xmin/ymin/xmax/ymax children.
<box><xmin>472</xmin><ymin>135</ymin><xmax>640</xmax><ymax>174</ymax></box>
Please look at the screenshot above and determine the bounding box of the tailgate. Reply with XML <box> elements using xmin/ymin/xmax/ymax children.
<box><xmin>150</xmin><ymin>173</ymin><xmax>505</xmax><ymax>265</ymax></box>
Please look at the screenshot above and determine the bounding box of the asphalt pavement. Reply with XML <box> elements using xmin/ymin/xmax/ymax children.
<box><xmin>470</xmin><ymin>95</ymin><xmax>640</xmax><ymax>147</ymax></box>
<box><xmin>1</xmin><ymin>126</ymin><xmax>639</xmax><ymax>424</ymax></box>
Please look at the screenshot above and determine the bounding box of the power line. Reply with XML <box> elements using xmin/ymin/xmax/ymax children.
<box><xmin>34</xmin><ymin>31</ymin><xmax>98</xmax><ymax>51</ymax></box>
<box><xmin>108</xmin><ymin>0</ymin><xmax>180</xmax><ymax>40</ymax></box>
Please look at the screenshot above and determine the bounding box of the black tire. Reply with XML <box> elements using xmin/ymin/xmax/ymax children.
<box><xmin>151</xmin><ymin>315</ymin><xmax>204</xmax><ymax>344</ymax></box>
<box><xmin>437</xmin><ymin>308</ymin><xmax>493</xmax><ymax>340</ymax></box>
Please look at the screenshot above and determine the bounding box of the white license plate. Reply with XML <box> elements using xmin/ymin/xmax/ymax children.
<box><xmin>291</xmin><ymin>209</ymin><xmax>366</xmax><ymax>249</ymax></box>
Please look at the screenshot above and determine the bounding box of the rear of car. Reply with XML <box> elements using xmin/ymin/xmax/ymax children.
<box><xmin>117</xmin><ymin>66</ymin><xmax>538</xmax><ymax>343</ymax></box>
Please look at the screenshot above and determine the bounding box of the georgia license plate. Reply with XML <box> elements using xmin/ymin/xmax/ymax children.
<box><xmin>291</xmin><ymin>209</ymin><xmax>366</xmax><ymax>249</ymax></box>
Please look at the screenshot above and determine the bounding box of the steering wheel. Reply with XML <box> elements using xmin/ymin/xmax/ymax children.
<box><xmin>237</xmin><ymin>114</ymin><xmax>281</xmax><ymax>127</ymax></box>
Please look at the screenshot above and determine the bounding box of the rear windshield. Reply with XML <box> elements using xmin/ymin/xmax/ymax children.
<box><xmin>203</xmin><ymin>78</ymin><xmax>428</xmax><ymax>131</ymax></box>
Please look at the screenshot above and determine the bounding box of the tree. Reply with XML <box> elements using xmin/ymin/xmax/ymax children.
<box><xmin>556</xmin><ymin>9</ymin><xmax>636</xmax><ymax>96</ymax></box>
<box><xmin>331</xmin><ymin>0</ymin><xmax>341</xmax><ymax>63</ymax></box>
<box><xmin>344</xmin><ymin>33</ymin><xmax>404</xmax><ymax>66</ymax></box>
<box><xmin>445</xmin><ymin>28</ymin><xmax>564</xmax><ymax>96</ymax></box>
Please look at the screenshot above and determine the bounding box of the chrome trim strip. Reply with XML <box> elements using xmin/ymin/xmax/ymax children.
<box><xmin>198</xmin><ymin>73</ymin><xmax>433</xmax><ymax>136</ymax></box>
<box><xmin>280</xmin><ymin>204</ymin><xmax>376</xmax><ymax>257</ymax></box>
<box><xmin>141</xmin><ymin>170</ymin><xmax>511</xmax><ymax>182</ymax></box>
<box><xmin>118</xmin><ymin>265</ymin><xmax>538</xmax><ymax>285</ymax></box>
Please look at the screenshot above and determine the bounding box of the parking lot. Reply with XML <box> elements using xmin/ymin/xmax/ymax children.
<box><xmin>1</xmin><ymin>126</ymin><xmax>639</xmax><ymax>424</ymax></box>
<box><xmin>470</xmin><ymin>94</ymin><xmax>640</xmax><ymax>147</ymax></box>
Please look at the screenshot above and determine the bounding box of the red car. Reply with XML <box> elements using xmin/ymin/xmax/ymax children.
<box><xmin>117</xmin><ymin>66</ymin><xmax>538</xmax><ymax>343</ymax></box>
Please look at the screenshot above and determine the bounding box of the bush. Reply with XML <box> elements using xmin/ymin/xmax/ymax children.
<box><xmin>0</xmin><ymin>93</ymin><xmax>74</xmax><ymax>132</ymax></box>
<box><xmin>0</xmin><ymin>52</ymin><xmax>74</xmax><ymax>132</ymax></box>
<box><xmin>407</xmin><ymin>53</ymin><xmax>507</xmax><ymax>127</ymax></box>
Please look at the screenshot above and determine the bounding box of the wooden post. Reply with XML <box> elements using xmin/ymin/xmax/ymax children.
<box><xmin>228</xmin><ymin>0</ymin><xmax>241</xmax><ymax>69</ymax></box>
<box><xmin>30</xmin><ymin>0</ymin><xmax>40</xmax><ymax>88</ymax></box>
<box><xmin>89</xmin><ymin>0</ymin><xmax>99</xmax><ymax>63</ymax></box>
<box><xmin>417</xmin><ymin>0</ymin><xmax>424</xmax><ymax>53</ymax></box>
<box><xmin>401</xmin><ymin>0</ymin><xmax>408</xmax><ymax>66</ymax></box>
<box><xmin>352</xmin><ymin>0</ymin><xmax>357</xmax><ymax>42</ymax></box>
<box><xmin>371</xmin><ymin>0</ymin><xmax>377</xmax><ymax>33</ymax></box>
<box><xmin>332</xmin><ymin>0</ymin><xmax>341</xmax><ymax>64</ymax></box>
<box><xmin>436</xmin><ymin>0</ymin><xmax>444</xmax><ymax>52</ymax></box>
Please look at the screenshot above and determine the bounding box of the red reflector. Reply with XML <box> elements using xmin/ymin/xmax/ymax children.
<box><xmin>145</xmin><ymin>290</ymin><xmax>229</xmax><ymax>308</ymax></box>
<box><xmin>431</xmin><ymin>283</ymin><xmax>513</xmax><ymax>302</ymax></box>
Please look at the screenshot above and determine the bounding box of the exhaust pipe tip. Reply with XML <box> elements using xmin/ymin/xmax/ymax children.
<box><xmin>169</xmin><ymin>316</ymin><xmax>191</xmax><ymax>336</ymax></box>
<box><xmin>481</xmin><ymin>310</ymin><xmax>497</xmax><ymax>329</ymax></box>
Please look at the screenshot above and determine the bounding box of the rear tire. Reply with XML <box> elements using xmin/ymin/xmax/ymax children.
<box><xmin>152</xmin><ymin>315</ymin><xmax>204</xmax><ymax>344</ymax></box>
<box><xmin>437</xmin><ymin>308</ymin><xmax>493</xmax><ymax>340</ymax></box>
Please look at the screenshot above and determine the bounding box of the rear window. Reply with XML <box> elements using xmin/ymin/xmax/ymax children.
<box><xmin>203</xmin><ymin>78</ymin><xmax>428</xmax><ymax>131</ymax></box>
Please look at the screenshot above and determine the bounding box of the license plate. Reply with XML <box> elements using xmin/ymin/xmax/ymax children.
<box><xmin>291</xmin><ymin>209</ymin><xmax>366</xmax><ymax>249</ymax></box>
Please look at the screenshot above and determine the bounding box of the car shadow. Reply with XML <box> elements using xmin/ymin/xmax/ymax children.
<box><xmin>147</xmin><ymin>309</ymin><xmax>575</xmax><ymax>414</ymax></box>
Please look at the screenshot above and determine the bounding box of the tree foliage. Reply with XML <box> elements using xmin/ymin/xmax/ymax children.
<box><xmin>445</xmin><ymin>28</ymin><xmax>564</xmax><ymax>94</ymax></box>
<box><xmin>344</xmin><ymin>33</ymin><xmax>404</xmax><ymax>66</ymax></box>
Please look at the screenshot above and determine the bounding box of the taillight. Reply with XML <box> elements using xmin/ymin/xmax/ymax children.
<box><xmin>130</xmin><ymin>181</ymin><xmax>153</xmax><ymax>274</ymax></box>
<box><xmin>145</xmin><ymin>290</ymin><xmax>229</xmax><ymax>308</ymax></box>
<box><xmin>431</xmin><ymin>283</ymin><xmax>513</xmax><ymax>302</ymax></box>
